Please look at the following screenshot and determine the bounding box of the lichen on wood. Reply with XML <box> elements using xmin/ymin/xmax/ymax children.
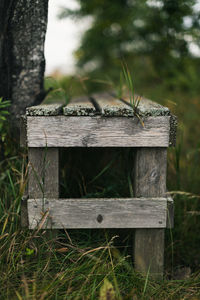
<box><xmin>63</xmin><ymin>96</ymin><xmax>96</xmax><ymax>116</ymax></box>
<box><xmin>26</xmin><ymin>104</ymin><xmax>63</xmax><ymax>116</ymax></box>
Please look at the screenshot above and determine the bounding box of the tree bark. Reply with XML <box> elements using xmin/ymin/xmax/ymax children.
<box><xmin>0</xmin><ymin>0</ymin><xmax>49</xmax><ymax>126</ymax></box>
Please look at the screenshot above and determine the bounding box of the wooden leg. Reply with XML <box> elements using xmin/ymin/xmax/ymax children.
<box><xmin>28</xmin><ymin>148</ymin><xmax>59</xmax><ymax>199</ymax></box>
<box><xmin>28</xmin><ymin>147</ymin><xmax>59</xmax><ymax>229</ymax></box>
<box><xmin>133</xmin><ymin>148</ymin><xmax>167</xmax><ymax>279</ymax></box>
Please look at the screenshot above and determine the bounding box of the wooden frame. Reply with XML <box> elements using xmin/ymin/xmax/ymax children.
<box><xmin>22</xmin><ymin>95</ymin><xmax>177</xmax><ymax>279</ymax></box>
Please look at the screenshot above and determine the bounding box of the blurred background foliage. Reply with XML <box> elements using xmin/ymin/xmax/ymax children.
<box><xmin>58</xmin><ymin>0</ymin><xmax>200</xmax><ymax>92</ymax></box>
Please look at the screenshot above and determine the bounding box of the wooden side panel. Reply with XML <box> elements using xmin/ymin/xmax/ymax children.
<box><xmin>133</xmin><ymin>148</ymin><xmax>167</xmax><ymax>279</ymax></box>
<box><xmin>27</xmin><ymin>198</ymin><xmax>167</xmax><ymax>229</ymax></box>
<box><xmin>27</xmin><ymin>116</ymin><xmax>170</xmax><ymax>147</ymax></box>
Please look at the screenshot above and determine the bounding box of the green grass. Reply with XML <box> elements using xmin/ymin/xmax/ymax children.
<box><xmin>1</xmin><ymin>73</ymin><xmax>200</xmax><ymax>299</ymax></box>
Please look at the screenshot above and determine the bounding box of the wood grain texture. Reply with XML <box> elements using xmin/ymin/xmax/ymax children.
<box><xmin>121</xmin><ymin>95</ymin><xmax>170</xmax><ymax>116</ymax></box>
<box><xmin>28</xmin><ymin>148</ymin><xmax>59</xmax><ymax>199</ymax></box>
<box><xmin>63</xmin><ymin>96</ymin><xmax>96</xmax><ymax>116</ymax></box>
<box><xmin>25</xmin><ymin>92</ymin><xmax>171</xmax><ymax>117</ymax></box>
<box><xmin>26</xmin><ymin>104</ymin><xmax>64</xmax><ymax>116</ymax></box>
<box><xmin>133</xmin><ymin>148</ymin><xmax>167</xmax><ymax>197</ymax></box>
<box><xmin>27</xmin><ymin>197</ymin><xmax>167</xmax><ymax>229</ymax></box>
<box><xmin>92</xmin><ymin>92</ymin><xmax>133</xmax><ymax>116</ymax></box>
<box><xmin>27</xmin><ymin>116</ymin><xmax>170</xmax><ymax>147</ymax></box>
<box><xmin>120</xmin><ymin>95</ymin><xmax>177</xmax><ymax>147</ymax></box>
<box><xmin>133</xmin><ymin>148</ymin><xmax>167</xmax><ymax>279</ymax></box>
<box><xmin>134</xmin><ymin>228</ymin><xmax>164</xmax><ymax>278</ymax></box>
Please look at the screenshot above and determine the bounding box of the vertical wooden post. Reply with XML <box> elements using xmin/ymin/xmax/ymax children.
<box><xmin>28</xmin><ymin>147</ymin><xmax>59</xmax><ymax>227</ymax></box>
<box><xmin>133</xmin><ymin>148</ymin><xmax>167</xmax><ymax>279</ymax></box>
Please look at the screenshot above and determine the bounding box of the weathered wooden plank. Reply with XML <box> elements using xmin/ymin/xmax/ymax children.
<box><xmin>28</xmin><ymin>148</ymin><xmax>59</xmax><ymax>199</ymax></box>
<box><xmin>133</xmin><ymin>148</ymin><xmax>167</xmax><ymax>279</ymax></box>
<box><xmin>121</xmin><ymin>95</ymin><xmax>170</xmax><ymax>116</ymax></box>
<box><xmin>27</xmin><ymin>197</ymin><xmax>167</xmax><ymax>229</ymax></box>
<box><xmin>26</xmin><ymin>103</ymin><xmax>64</xmax><ymax>116</ymax></box>
<box><xmin>27</xmin><ymin>116</ymin><xmax>170</xmax><ymax>147</ymax></box>
<box><xmin>63</xmin><ymin>96</ymin><xmax>96</xmax><ymax>116</ymax></box>
<box><xmin>92</xmin><ymin>92</ymin><xmax>133</xmax><ymax>116</ymax></box>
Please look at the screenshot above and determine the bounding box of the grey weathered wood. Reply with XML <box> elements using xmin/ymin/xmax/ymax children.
<box><xmin>134</xmin><ymin>228</ymin><xmax>165</xmax><ymax>278</ymax></box>
<box><xmin>28</xmin><ymin>148</ymin><xmax>59</xmax><ymax>199</ymax></box>
<box><xmin>26</xmin><ymin>103</ymin><xmax>64</xmax><ymax>116</ymax></box>
<box><xmin>63</xmin><ymin>96</ymin><xmax>96</xmax><ymax>116</ymax></box>
<box><xmin>121</xmin><ymin>95</ymin><xmax>170</xmax><ymax>116</ymax></box>
<box><xmin>27</xmin><ymin>197</ymin><xmax>167</xmax><ymax>229</ymax></box>
<box><xmin>27</xmin><ymin>116</ymin><xmax>170</xmax><ymax>147</ymax></box>
<box><xmin>121</xmin><ymin>95</ymin><xmax>177</xmax><ymax>146</ymax></box>
<box><xmin>24</xmin><ymin>92</ymin><xmax>172</xmax><ymax>118</ymax></box>
<box><xmin>93</xmin><ymin>92</ymin><xmax>133</xmax><ymax>116</ymax></box>
<box><xmin>133</xmin><ymin>148</ymin><xmax>167</xmax><ymax>279</ymax></box>
<box><xmin>134</xmin><ymin>148</ymin><xmax>167</xmax><ymax>197</ymax></box>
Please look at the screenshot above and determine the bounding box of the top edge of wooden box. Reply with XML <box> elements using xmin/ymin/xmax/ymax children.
<box><xmin>26</xmin><ymin>95</ymin><xmax>171</xmax><ymax>117</ymax></box>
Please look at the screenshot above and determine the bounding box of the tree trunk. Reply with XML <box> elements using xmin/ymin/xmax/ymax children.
<box><xmin>0</xmin><ymin>0</ymin><xmax>49</xmax><ymax>126</ymax></box>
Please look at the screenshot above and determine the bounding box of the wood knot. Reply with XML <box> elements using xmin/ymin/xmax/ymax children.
<box><xmin>97</xmin><ymin>214</ymin><xmax>103</xmax><ymax>223</ymax></box>
<box><xmin>150</xmin><ymin>168</ymin><xmax>159</xmax><ymax>183</ymax></box>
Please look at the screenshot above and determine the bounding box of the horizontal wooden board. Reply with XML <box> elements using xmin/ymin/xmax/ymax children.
<box><xmin>121</xmin><ymin>95</ymin><xmax>170</xmax><ymax>116</ymax></box>
<box><xmin>27</xmin><ymin>116</ymin><xmax>170</xmax><ymax>147</ymax></box>
<box><xmin>63</xmin><ymin>96</ymin><xmax>96</xmax><ymax>116</ymax></box>
<box><xmin>92</xmin><ymin>92</ymin><xmax>133</xmax><ymax>116</ymax></box>
<box><xmin>26</xmin><ymin>103</ymin><xmax>64</xmax><ymax>116</ymax></box>
<box><xmin>28</xmin><ymin>197</ymin><xmax>167</xmax><ymax>229</ymax></box>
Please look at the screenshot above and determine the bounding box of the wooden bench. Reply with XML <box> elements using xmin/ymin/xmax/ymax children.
<box><xmin>21</xmin><ymin>92</ymin><xmax>177</xmax><ymax>279</ymax></box>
